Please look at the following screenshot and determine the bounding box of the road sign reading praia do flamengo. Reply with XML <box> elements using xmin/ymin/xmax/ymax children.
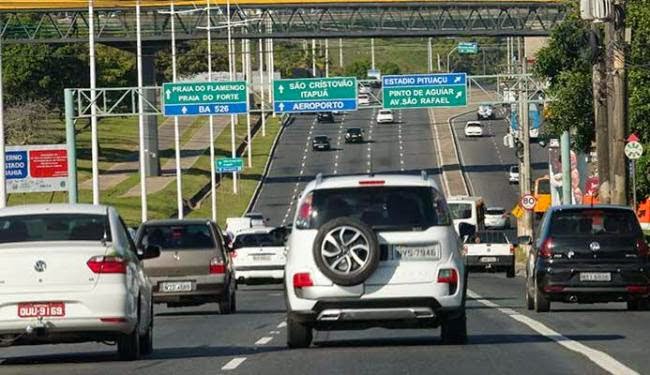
<box><xmin>382</xmin><ymin>73</ymin><xmax>468</xmax><ymax>109</ymax></box>
<box><xmin>162</xmin><ymin>81</ymin><xmax>248</xmax><ymax>116</ymax></box>
<box><xmin>273</xmin><ymin>77</ymin><xmax>357</xmax><ymax>114</ymax></box>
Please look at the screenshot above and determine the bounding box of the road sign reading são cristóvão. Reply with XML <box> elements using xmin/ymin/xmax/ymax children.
<box><xmin>273</xmin><ymin>77</ymin><xmax>358</xmax><ymax>113</ymax></box>
<box><xmin>162</xmin><ymin>81</ymin><xmax>248</xmax><ymax>116</ymax></box>
<box><xmin>382</xmin><ymin>73</ymin><xmax>468</xmax><ymax>110</ymax></box>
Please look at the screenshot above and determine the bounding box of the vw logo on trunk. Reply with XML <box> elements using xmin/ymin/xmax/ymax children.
<box><xmin>589</xmin><ymin>242</ymin><xmax>601</xmax><ymax>252</ymax></box>
<box><xmin>34</xmin><ymin>260</ymin><xmax>47</xmax><ymax>272</ymax></box>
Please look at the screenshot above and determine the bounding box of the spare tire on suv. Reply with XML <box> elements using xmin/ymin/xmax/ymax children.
<box><xmin>312</xmin><ymin>218</ymin><xmax>380</xmax><ymax>286</ymax></box>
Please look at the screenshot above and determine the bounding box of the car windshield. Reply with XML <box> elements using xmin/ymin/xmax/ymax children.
<box><xmin>303</xmin><ymin>186</ymin><xmax>450</xmax><ymax>231</ymax></box>
<box><xmin>549</xmin><ymin>209</ymin><xmax>642</xmax><ymax>237</ymax></box>
<box><xmin>511</xmin><ymin>166</ymin><xmax>519</xmax><ymax>173</ymax></box>
<box><xmin>232</xmin><ymin>232</ymin><xmax>285</xmax><ymax>249</ymax></box>
<box><xmin>314</xmin><ymin>136</ymin><xmax>328</xmax><ymax>142</ymax></box>
<box><xmin>347</xmin><ymin>128</ymin><xmax>362</xmax><ymax>135</ymax></box>
<box><xmin>486</xmin><ymin>209</ymin><xmax>505</xmax><ymax>215</ymax></box>
<box><xmin>139</xmin><ymin>224</ymin><xmax>214</xmax><ymax>250</ymax></box>
<box><xmin>379</xmin><ymin>110</ymin><xmax>391</xmax><ymax>115</ymax></box>
<box><xmin>466</xmin><ymin>123</ymin><xmax>481</xmax><ymax>128</ymax></box>
<box><xmin>0</xmin><ymin>214</ymin><xmax>110</xmax><ymax>244</ymax></box>
<box><xmin>448</xmin><ymin>203</ymin><xmax>473</xmax><ymax>219</ymax></box>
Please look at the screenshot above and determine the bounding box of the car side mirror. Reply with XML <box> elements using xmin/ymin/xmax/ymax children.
<box><xmin>517</xmin><ymin>236</ymin><xmax>532</xmax><ymax>245</ymax></box>
<box><xmin>138</xmin><ymin>244</ymin><xmax>161</xmax><ymax>260</ymax></box>
<box><xmin>458</xmin><ymin>222</ymin><xmax>476</xmax><ymax>239</ymax></box>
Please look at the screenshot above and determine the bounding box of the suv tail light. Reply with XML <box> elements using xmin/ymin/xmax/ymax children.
<box><xmin>293</xmin><ymin>273</ymin><xmax>313</xmax><ymax>288</ymax></box>
<box><xmin>539</xmin><ymin>237</ymin><xmax>554</xmax><ymax>259</ymax></box>
<box><xmin>87</xmin><ymin>256</ymin><xmax>127</xmax><ymax>274</ymax></box>
<box><xmin>209</xmin><ymin>257</ymin><xmax>225</xmax><ymax>274</ymax></box>
<box><xmin>438</xmin><ymin>269</ymin><xmax>459</xmax><ymax>295</ymax></box>
<box><xmin>636</xmin><ymin>239</ymin><xmax>649</xmax><ymax>258</ymax></box>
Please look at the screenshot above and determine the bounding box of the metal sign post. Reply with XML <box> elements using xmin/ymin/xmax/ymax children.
<box><xmin>625</xmin><ymin>140</ymin><xmax>644</xmax><ymax>209</ymax></box>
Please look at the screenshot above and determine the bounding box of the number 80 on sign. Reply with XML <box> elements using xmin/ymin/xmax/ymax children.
<box><xmin>521</xmin><ymin>194</ymin><xmax>537</xmax><ymax>211</ymax></box>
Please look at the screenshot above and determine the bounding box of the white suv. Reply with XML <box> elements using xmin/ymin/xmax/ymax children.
<box><xmin>284</xmin><ymin>173</ymin><xmax>467</xmax><ymax>348</ymax></box>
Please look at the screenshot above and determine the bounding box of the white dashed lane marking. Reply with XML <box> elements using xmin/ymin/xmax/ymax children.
<box><xmin>222</xmin><ymin>357</ymin><xmax>247</xmax><ymax>371</ymax></box>
<box><xmin>255</xmin><ymin>336</ymin><xmax>273</xmax><ymax>345</ymax></box>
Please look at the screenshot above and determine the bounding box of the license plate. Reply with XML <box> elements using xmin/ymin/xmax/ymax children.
<box><xmin>252</xmin><ymin>255</ymin><xmax>272</xmax><ymax>262</ymax></box>
<box><xmin>580</xmin><ymin>272</ymin><xmax>611</xmax><ymax>282</ymax></box>
<box><xmin>480</xmin><ymin>257</ymin><xmax>498</xmax><ymax>263</ymax></box>
<box><xmin>394</xmin><ymin>245</ymin><xmax>440</xmax><ymax>260</ymax></box>
<box><xmin>18</xmin><ymin>302</ymin><xmax>65</xmax><ymax>318</ymax></box>
<box><xmin>160</xmin><ymin>281</ymin><xmax>193</xmax><ymax>293</ymax></box>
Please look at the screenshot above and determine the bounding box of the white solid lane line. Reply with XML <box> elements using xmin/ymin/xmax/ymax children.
<box><xmin>222</xmin><ymin>357</ymin><xmax>247</xmax><ymax>371</ymax></box>
<box><xmin>468</xmin><ymin>290</ymin><xmax>639</xmax><ymax>375</ymax></box>
<box><xmin>277</xmin><ymin>321</ymin><xmax>287</xmax><ymax>328</ymax></box>
<box><xmin>255</xmin><ymin>336</ymin><xmax>273</xmax><ymax>345</ymax></box>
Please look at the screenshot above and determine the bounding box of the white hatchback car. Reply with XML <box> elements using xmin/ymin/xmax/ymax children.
<box><xmin>484</xmin><ymin>207</ymin><xmax>510</xmax><ymax>229</ymax></box>
<box><xmin>508</xmin><ymin>165</ymin><xmax>519</xmax><ymax>184</ymax></box>
<box><xmin>376</xmin><ymin>109</ymin><xmax>394</xmax><ymax>124</ymax></box>
<box><xmin>231</xmin><ymin>227</ymin><xmax>287</xmax><ymax>284</ymax></box>
<box><xmin>0</xmin><ymin>204</ymin><xmax>158</xmax><ymax>360</ymax></box>
<box><xmin>464</xmin><ymin>121</ymin><xmax>483</xmax><ymax>137</ymax></box>
<box><xmin>284</xmin><ymin>173</ymin><xmax>467</xmax><ymax>348</ymax></box>
<box><xmin>358</xmin><ymin>94</ymin><xmax>370</xmax><ymax>106</ymax></box>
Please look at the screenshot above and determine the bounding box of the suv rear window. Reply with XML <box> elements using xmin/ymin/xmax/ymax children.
<box><xmin>549</xmin><ymin>209</ymin><xmax>642</xmax><ymax>237</ymax></box>
<box><xmin>232</xmin><ymin>233</ymin><xmax>284</xmax><ymax>249</ymax></box>
<box><xmin>448</xmin><ymin>203</ymin><xmax>472</xmax><ymax>219</ymax></box>
<box><xmin>0</xmin><ymin>214</ymin><xmax>110</xmax><ymax>244</ymax></box>
<box><xmin>486</xmin><ymin>208</ymin><xmax>505</xmax><ymax>215</ymax></box>
<box><xmin>140</xmin><ymin>224</ymin><xmax>215</xmax><ymax>250</ymax></box>
<box><xmin>300</xmin><ymin>186</ymin><xmax>450</xmax><ymax>231</ymax></box>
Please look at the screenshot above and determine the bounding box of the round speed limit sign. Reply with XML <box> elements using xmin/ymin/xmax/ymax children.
<box><xmin>521</xmin><ymin>194</ymin><xmax>537</xmax><ymax>211</ymax></box>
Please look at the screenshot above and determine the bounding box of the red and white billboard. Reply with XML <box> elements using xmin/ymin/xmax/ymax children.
<box><xmin>5</xmin><ymin>144</ymin><xmax>69</xmax><ymax>194</ymax></box>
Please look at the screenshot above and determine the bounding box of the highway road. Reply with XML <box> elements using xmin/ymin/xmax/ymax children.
<box><xmin>1</xmin><ymin>107</ymin><xmax>649</xmax><ymax>375</ymax></box>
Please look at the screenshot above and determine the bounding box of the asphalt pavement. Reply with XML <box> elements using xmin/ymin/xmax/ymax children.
<box><xmin>2</xmin><ymin>107</ymin><xmax>648</xmax><ymax>375</ymax></box>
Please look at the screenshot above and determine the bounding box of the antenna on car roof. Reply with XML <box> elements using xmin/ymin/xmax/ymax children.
<box><xmin>315</xmin><ymin>173</ymin><xmax>323</xmax><ymax>186</ymax></box>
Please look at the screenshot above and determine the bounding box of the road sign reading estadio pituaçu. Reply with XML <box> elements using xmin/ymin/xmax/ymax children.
<box><xmin>382</xmin><ymin>73</ymin><xmax>468</xmax><ymax>110</ymax></box>
<box><xmin>216</xmin><ymin>158</ymin><xmax>244</xmax><ymax>173</ymax></box>
<box><xmin>521</xmin><ymin>194</ymin><xmax>537</xmax><ymax>211</ymax></box>
<box><xmin>273</xmin><ymin>77</ymin><xmax>358</xmax><ymax>113</ymax></box>
<box><xmin>625</xmin><ymin>141</ymin><xmax>643</xmax><ymax>160</ymax></box>
<box><xmin>162</xmin><ymin>81</ymin><xmax>248</xmax><ymax>116</ymax></box>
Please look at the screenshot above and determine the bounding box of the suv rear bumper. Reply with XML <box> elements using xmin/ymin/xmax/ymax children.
<box><xmin>466</xmin><ymin>255</ymin><xmax>514</xmax><ymax>270</ymax></box>
<box><xmin>288</xmin><ymin>297</ymin><xmax>464</xmax><ymax>330</ymax></box>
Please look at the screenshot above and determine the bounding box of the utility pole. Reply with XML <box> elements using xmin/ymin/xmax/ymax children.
<box><xmin>312</xmin><ymin>39</ymin><xmax>317</xmax><ymax>77</ymax></box>
<box><xmin>518</xmin><ymin>58</ymin><xmax>533</xmax><ymax>237</ymax></box>
<box><xmin>607</xmin><ymin>0</ymin><xmax>628</xmax><ymax>205</ymax></box>
<box><xmin>325</xmin><ymin>39</ymin><xmax>329</xmax><ymax>78</ymax></box>
<box><xmin>339</xmin><ymin>38</ymin><xmax>344</xmax><ymax>67</ymax></box>
<box><xmin>592</xmin><ymin>25</ymin><xmax>611</xmax><ymax>204</ymax></box>
<box><xmin>371</xmin><ymin>38</ymin><xmax>376</xmax><ymax>71</ymax></box>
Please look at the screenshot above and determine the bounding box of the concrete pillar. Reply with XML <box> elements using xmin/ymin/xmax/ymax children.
<box><xmin>142</xmin><ymin>52</ymin><xmax>160</xmax><ymax>177</ymax></box>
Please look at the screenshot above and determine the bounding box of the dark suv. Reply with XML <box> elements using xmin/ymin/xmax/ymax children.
<box><xmin>316</xmin><ymin>112</ymin><xmax>335</xmax><ymax>123</ymax></box>
<box><xmin>345</xmin><ymin>128</ymin><xmax>364</xmax><ymax>143</ymax></box>
<box><xmin>523</xmin><ymin>205</ymin><xmax>650</xmax><ymax>312</ymax></box>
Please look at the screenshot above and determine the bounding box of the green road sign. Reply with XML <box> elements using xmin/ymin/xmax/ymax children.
<box><xmin>162</xmin><ymin>81</ymin><xmax>248</xmax><ymax>116</ymax></box>
<box><xmin>458</xmin><ymin>42</ymin><xmax>478</xmax><ymax>54</ymax></box>
<box><xmin>382</xmin><ymin>73</ymin><xmax>468</xmax><ymax>109</ymax></box>
<box><xmin>273</xmin><ymin>77</ymin><xmax>358</xmax><ymax>113</ymax></box>
<box><xmin>216</xmin><ymin>158</ymin><xmax>244</xmax><ymax>173</ymax></box>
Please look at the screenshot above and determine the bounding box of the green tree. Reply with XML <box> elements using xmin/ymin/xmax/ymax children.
<box><xmin>96</xmin><ymin>45</ymin><xmax>136</xmax><ymax>88</ymax></box>
<box><xmin>155</xmin><ymin>41</ymin><xmax>229</xmax><ymax>83</ymax></box>
<box><xmin>377</xmin><ymin>61</ymin><xmax>401</xmax><ymax>75</ymax></box>
<box><xmin>344</xmin><ymin>60</ymin><xmax>371</xmax><ymax>79</ymax></box>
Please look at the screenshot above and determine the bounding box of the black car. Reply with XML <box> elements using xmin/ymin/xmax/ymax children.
<box><xmin>523</xmin><ymin>205</ymin><xmax>650</xmax><ymax>312</ymax></box>
<box><xmin>316</xmin><ymin>112</ymin><xmax>335</xmax><ymax>123</ymax></box>
<box><xmin>312</xmin><ymin>135</ymin><xmax>331</xmax><ymax>151</ymax></box>
<box><xmin>345</xmin><ymin>127</ymin><xmax>364</xmax><ymax>143</ymax></box>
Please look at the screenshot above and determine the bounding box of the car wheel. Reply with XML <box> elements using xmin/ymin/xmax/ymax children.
<box><xmin>287</xmin><ymin>315</ymin><xmax>312</xmax><ymax>349</ymax></box>
<box><xmin>312</xmin><ymin>217</ymin><xmax>380</xmax><ymax>286</ymax></box>
<box><xmin>117</xmin><ymin>325</ymin><xmax>141</xmax><ymax>361</ymax></box>
<box><xmin>219</xmin><ymin>284</ymin><xmax>236</xmax><ymax>314</ymax></box>
<box><xmin>534</xmin><ymin>279</ymin><xmax>550</xmax><ymax>312</ymax></box>
<box><xmin>440</xmin><ymin>310</ymin><xmax>467</xmax><ymax>345</ymax></box>
<box><xmin>140</xmin><ymin>305</ymin><xmax>154</xmax><ymax>356</ymax></box>
<box><xmin>506</xmin><ymin>265</ymin><xmax>515</xmax><ymax>278</ymax></box>
<box><xmin>525</xmin><ymin>283</ymin><xmax>534</xmax><ymax>310</ymax></box>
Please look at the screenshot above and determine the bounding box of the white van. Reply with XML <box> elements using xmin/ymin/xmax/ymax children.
<box><xmin>446</xmin><ymin>196</ymin><xmax>486</xmax><ymax>234</ymax></box>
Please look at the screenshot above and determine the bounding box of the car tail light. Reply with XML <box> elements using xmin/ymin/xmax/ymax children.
<box><xmin>636</xmin><ymin>239</ymin><xmax>649</xmax><ymax>258</ymax></box>
<box><xmin>293</xmin><ymin>273</ymin><xmax>313</xmax><ymax>288</ymax></box>
<box><xmin>87</xmin><ymin>256</ymin><xmax>127</xmax><ymax>274</ymax></box>
<box><xmin>626</xmin><ymin>285</ymin><xmax>649</xmax><ymax>294</ymax></box>
<box><xmin>100</xmin><ymin>317</ymin><xmax>127</xmax><ymax>323</ymax></box>
<box><xmin>209</xmin><ymin>257</ymin><xmax>225</xmax><ymax>274</ymax></box>
<box><xmin>358</xmin><ymin>180</ymin><xmax>385</xmax><ymax>186</ymax></box>
<box><xmin>539</xmin><ymin>238</ymin><xmax>554</xmax><ymax>259</ymax></box>
<box><xmin>437</xmin><ymin>269</ymin><xmax>459</xmax><ymax>284</ymax></box>
<box><xmin>509</xmin><ymin>244</ymin><xmax>515</xmax><ymax>254</ymax></box>
<box><xmin>544</xmin><ymin>285</ymin><xmax>565</xmax><ymax>293</ymax></box>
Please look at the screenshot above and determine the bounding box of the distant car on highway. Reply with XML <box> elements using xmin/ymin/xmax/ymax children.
<box><xmin>358</xmin><ymin>85</ymin><xmax>371</xmax><ymax>95</ymax></box>
<box><xmin>312</xmin><ymin>135</ymin><xmax>331</xmax><ymax>151</ymax></box>
<box><xmin>316</xmin><ymin>112</ymin><xmax>335</xmax><ymax>123</ymax></box>
<box><xmin>0</xmin><ymin>204</ymin><xmax>158</xmax><ymax>360</ymax></box>
<box><xmin>345</xmin><ymin>127</ymin><xmax>364</xmax><ymax>143</ymax></box>
<box><xmin>484</xmin><ymin>207</ymin><xmax>510</xmax><ymax>229</ymax></box>
<box><xmin>136</xmin><ymin>219</ymin><xmax>237</xmax><ymax>314</ymax></box>
<box><xmin>508</xmin><ymin>165</ymin><xmax>519</xmax><ymax>184</ymax></box>
<box><xmin>464</xmin><ymin>121</ymin><xmax>483</xmax><ymax>137</ymax></box>
<box><xmin>376</xmin><ymin>109</ymin><xmax>394</xmax><ymax>124</ymax></box>
<box><xmin>284</xmin><ymin>173</ymin><xmax>468</xmax><ymax>348</ymax></box>
<box><xmin>523</xmin><ymin>205</ymin><xmax>650</xmax><ymax>312</ymax></box>
<box><xmin>463</xmin><ymin>230</ymin><xmax>515</xmax><ymax>278</ymax></box>
<box><xmin>358</xmin><ymin>94</ymin><xmax>370</xmax><ymax>106</ymax></box>
<box><xmin>230</xmin><ymin>227</ymin><xmax>287</xmax><ymax>284</ymax></box>
<box><xmin>477</xmin><ymin>104</ymin><xmax>495</xmax><ymax>120</ymax></box>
